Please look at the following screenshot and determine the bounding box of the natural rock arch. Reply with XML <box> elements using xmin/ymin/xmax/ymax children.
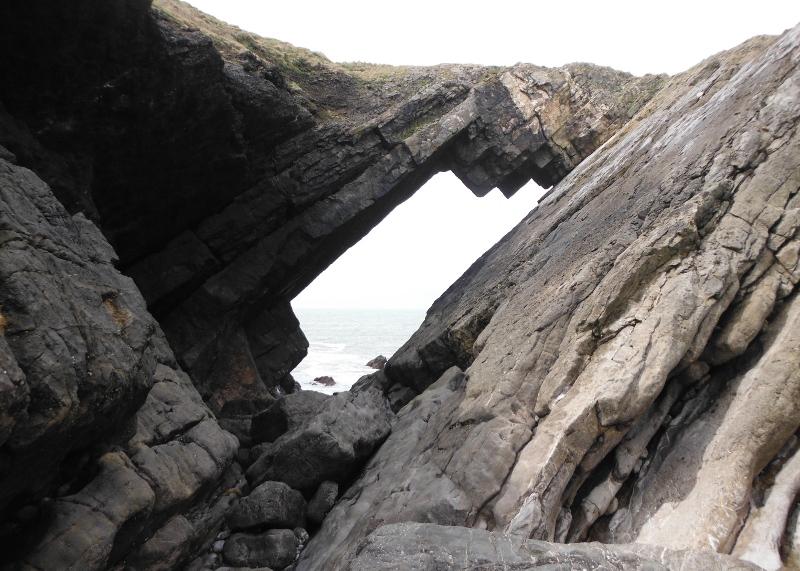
<box><xmin>3</xmin><ymin>1</ymin><xmax>798</xmax><ymax>570</ymax></box>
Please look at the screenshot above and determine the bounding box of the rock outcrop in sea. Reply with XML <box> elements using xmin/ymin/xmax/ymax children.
<box><xmin>0</xmin><ymin>0</ymin><xmax>798</xmax><ymax>569</ymax></box>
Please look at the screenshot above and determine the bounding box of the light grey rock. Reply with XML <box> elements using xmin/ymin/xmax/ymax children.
<box><xmin>297</xmin><ymin>27</ymin><xmax>800</xmax><ymax>571</ymax></box>
<box><xmin>225</xmin><ymin>481</ymin><xmax>306</xmax><ymax>531</ymax></box>
<box><xmin>223</xmin><ymin>529</ymin><xmax>297</xmax><ymax>569</ymax></box>
<box><xmin>347</xmin><ymin>522</ymin><xmax>761</xmax><ymax>571</ymax></box>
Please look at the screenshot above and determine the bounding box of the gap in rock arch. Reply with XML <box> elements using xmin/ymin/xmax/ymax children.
<box><xmin>291</xmin><ymin>171</ymin><xmax>547</xmax><ymax>393</ymax></box>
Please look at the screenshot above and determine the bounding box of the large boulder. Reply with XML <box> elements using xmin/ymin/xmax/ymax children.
<box><xmin>226</xmin><ymin>481</ymin><xmax>306</xmax><ymax>531</ymax></box>
<box><xmin>246</xmin><ymin>389</ymin><xmax>393</xmax><ymax>493</ymax></box>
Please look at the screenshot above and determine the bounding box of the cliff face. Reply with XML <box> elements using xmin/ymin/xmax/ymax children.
<box><xmin>0</xmin><ymin>0</ymin><xmax>798</xmax><ymax>570</ymax></box>
<box><xmin>299</xmin><ymin>26</ymin><xmax>800</xmax><ymax>569</ymax></box>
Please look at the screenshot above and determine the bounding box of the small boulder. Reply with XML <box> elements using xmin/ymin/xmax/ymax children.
<box><xmin>313</xmin><ymin>376</ymin><xmax>336</xmax><ymax>386</ymax></box>
<box><xmin>366</xmin><ymin>355</ymin><xmax>387</xmax><ymax>369</ymax></box>
<box><xmin>225</xmin><ymin>481</ymin><xmax>306</xmax><ymax>531</ymax></box>
<box><xmin>306</xmin><ymin>481</ymin><xmax>338</xmax><ymax>525</ymax></box>
<box><xmin>222</xmin><ymin>529</ymin><xmax>297</xmax><ymax>569</ymax></box>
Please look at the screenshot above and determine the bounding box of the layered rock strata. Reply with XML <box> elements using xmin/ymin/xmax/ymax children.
<box><xmin>348</xmin><ymin>522</ymin><xmax>762</xmax><ymax>571</ymax></box>
<box><xmin>0</xmin><ymin>0</ymin><xmax>666</xmax><ymax>419</ymax></box>
<box><xmin>0</xmin><ymin>157</ymin><xmax>239</xmax><ymax>570</ymax></box>
<box><xmin>298</xmin><ymin>24</ymin><xmax>800</xmax><ymax>571</ymax></box>
<box><xmin>1</xmin><ymin>0</ymin><xmax>799</xmax><ymax>569</ymax></box>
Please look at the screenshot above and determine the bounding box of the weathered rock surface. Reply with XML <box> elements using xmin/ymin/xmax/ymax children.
<box><xmin>0</xmin><ymin>137</ymin><xmax>238</xmax><ymax>570</ymax></box>
<box><xmin>225</xmin><ymin>481</ymin><xmax>306</xmax><ymax>531</ymax></box>
<box><xmin>306</xmin><ymin>481</ymin><xmax>339</xmax><ymax>526</ymax></box>
<box><xmin>223</xmin><ymin>529</ymin><xmax>297</xmax><ymax>569</ymax></box>
<box><xmin>246</xmin><ymin>388</ymin><xmax>393</xmax><ymax>494</ymax></box>
<box><xmin>2</xmin><ymin>0</ymin><xmax>799</xmax><ymax>568</ymax></box>
<box><xmin>298</xmin><ymin>23</ymin><xmax>800</xmax><ymax>571</ymax></box>
<box><xmin>249</xmin><ymin>390</ymin><xmax>331</xmax><ymax>445</ymax></box>
<box><xmin>366</xmin><ymin>355</ymin><xmax>387</xmax><ymax>369</ymax></box>
<box><xmin>0</xmin><ymin>156</ymin><xmax>159</xmax><ymax>562</ymax></box>
<box><xmin>348</xmin><ymin>522</ymin><xmax>762</xmax><ymax>571</ymax></box>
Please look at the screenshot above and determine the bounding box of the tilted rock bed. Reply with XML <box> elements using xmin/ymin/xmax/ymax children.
<box><xmin>0</xmin><ymin>0</ymin><xmax>799</xmax><ymax>569</ymax></box>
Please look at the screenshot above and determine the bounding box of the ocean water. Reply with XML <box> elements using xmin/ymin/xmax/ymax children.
<box><xmin>291</xmin><ymin>307</ymin><xmax>426</xmax><ymax>394</ymax></box>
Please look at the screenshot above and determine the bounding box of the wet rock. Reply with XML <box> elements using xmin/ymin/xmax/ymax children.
<box><xmin>226</xmin><ymin>481</ymin><xmax>306</xmax><ymax>531</ymax></box>
<box><xmin>306</xmin><ymin>481</ymin><xmax>338</xmax><ymax>526</ymax></box>
<box><xmin>223</xmin><ymin>529</ymin><xmax>297</xmax><ymax>569</ymax></box>
<box><xmin>312</xmin><ymin>376</ymin><xmax>336</xmax><ymax>386</ymax></box>
<box><xmin>246</xmin><ymin>389</ymin><xmax>393</xmax><ymax>493</ymax></box>
<box><xmin>366</xmin><ymin>355</ymin><xmax>387</xmax><ymax>369</ymax></box>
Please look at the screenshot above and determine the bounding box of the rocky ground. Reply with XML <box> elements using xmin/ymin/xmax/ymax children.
<box><xmin>0</xmin><ymin>0</ymin><xmax>798</xmax><ymax>570</ymax></box>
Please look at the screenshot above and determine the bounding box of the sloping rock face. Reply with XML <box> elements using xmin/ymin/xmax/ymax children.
<box><xmin>0</xmin><ymin>157</ymin><xmax>239</xmax><ymax>570</ymax></box>
<box><xmin>0</xmin><ymin>0</ymin><xmax>666</xmax><ymax>420</ymax></box>
<box><xmin>297</xmin><ymin>25</ymin><xmax>800</xmax><ymax>571</ymax></box>
<box><xmin>2</xmin><ymin>0</ymin><xmax>799</xmax><ymax>570</ymax></box>
<box><xmin>349</xmin><ymin>522</ymin><xmax>762</xmax><ymax>571</ymax></box>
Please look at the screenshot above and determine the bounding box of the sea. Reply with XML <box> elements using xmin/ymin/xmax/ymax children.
<box><xmin>291</xmin><ymin>307</ymin><xmax>426</xmax><ymax>395</ymax></box>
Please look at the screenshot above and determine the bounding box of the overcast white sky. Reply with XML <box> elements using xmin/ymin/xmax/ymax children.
<box><xmin>188</xmin><ymin>0</ymin><xmax>800</xmax><ymax>309</ymax></box>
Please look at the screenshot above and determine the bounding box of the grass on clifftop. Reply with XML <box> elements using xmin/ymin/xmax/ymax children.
<box><xmin>152</xmin><ymin>0</ymin><xmax>338</xmax><ymax>78</ymax></box>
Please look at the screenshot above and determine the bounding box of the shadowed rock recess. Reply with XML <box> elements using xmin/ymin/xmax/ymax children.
<box><xmin>0</xmin><ymin>0</ymin><xmax>798</xmax><ymax>568</ymax></box>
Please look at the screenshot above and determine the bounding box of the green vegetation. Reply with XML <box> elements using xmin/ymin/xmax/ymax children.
<box><xmin>398</xmin><ymin>114</ymin><xmax>441</xmax><ymax>140</ymax></box>
<box><xmin>152</xmin><ymin>0</ymin><xmax>336</xmax><ymax>79</ymax></box>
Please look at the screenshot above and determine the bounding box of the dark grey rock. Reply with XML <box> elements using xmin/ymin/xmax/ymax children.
<box><xmin>0</xmin><ymin>156</ymin><xmax>159</xmax><ymax>527</ymax></box>
<box><xmin>246</xmin><ymin>389</ymin><xmax>393</xmax><ymax>493</ymax></box>
<box><xmin>387</xmin><ymin>383</ymin><xmax>417</xmax><ymax>413</ymax></box>
<box><xmin>0</xmin><ymin>144</ymin><xmax>16</xmax><ymax>163</ymax></box>
<box><xmin>223</xmin><ymin>529</ymin><xmax>297</xmax><ymax>569</ymax></box>
<box><xmin>126</xmin><ymin>364</ymin><xmax>211</xmax><ymax>449</ymax></box>
<box><xmin>306</xmin><ymin>481</ymin><xmax>338</xmax><ymax>526</ymax></box>
<box><xmin>250</xmin><ymin>390</ymin><xmax>331</xmax><ymax>445</ymax></box>
<box><xmin>294</xmin><ymin>527</ymin><xmax>309</xmax><ymax>546</ymax></box>
<box><xmin>366</xmin><ymin>355</ymin><xmax>387</xmax><ymax>369</ymax></box>
<box><xmin>125</xmin><ymin>515</ymin><xmax>196</xmax><ymax>571</ymax></box>
<box><xmin>125</xmin><ymin>230</ymin><xmax>221</xmax><ymax>319</ymax></box>
<box><xmin>226</xmin><ymin>481</ymin><xmax>306</xmax><ymax>531</ymax></box>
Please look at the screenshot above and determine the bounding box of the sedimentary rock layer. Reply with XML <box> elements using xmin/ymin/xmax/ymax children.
<box><xmin>298</xmin><ymin>24</ymin><xmax>800</xmax><ymax>571</ymax></box>
<box><xmin>1</xmin><ymin>0</ymin><xmax>799</xmax><ymax>569</ymax></box>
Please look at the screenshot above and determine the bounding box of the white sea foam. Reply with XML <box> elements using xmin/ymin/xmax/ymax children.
<box><xmin>291</xmin><ymin>307</ymin><xmax>425</xmax><ymax>395</ymax></box>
